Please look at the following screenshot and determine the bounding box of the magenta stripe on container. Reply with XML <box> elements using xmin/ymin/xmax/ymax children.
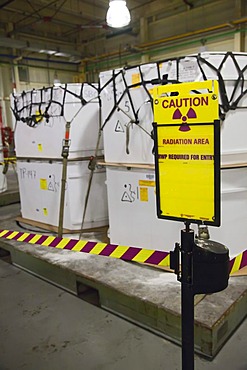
<box><xmin>63</xmin><ymin>239</ymin><xmax>79</xmax><ymax>250</ymax></box>
<box><xmin>99</xmin><ymin>244</ymin><xmax>118</xmax><ymax>256</ymax></box>
<box><xmin>240</xmin><ymin>251</ymin><xmax>247</xmax><ymax>270</ymax></box>
<box><xmin>145</xmin><ymin>251</ymin><xmax>168</xmax><ymax>265</ymax></box>
<box><xmin>120</xmin><ymin>247</ymin><xmax>140</xmax><ymax>261</ymax></box>
<box><xmin>82</xmin><ymin>241</ymin><xmax>97</xmax><ymax>253</ymax></box>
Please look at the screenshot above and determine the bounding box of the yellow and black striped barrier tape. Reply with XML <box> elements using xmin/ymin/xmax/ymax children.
<box><xmin>0</xmin><ymin>157</ymin><xmax>16</xmax><ymax>165</ymax></box>
<box><xmin>0</xmin><ymin>228</ymin><xmax>246</xmax><ymax>274</ymax></box>
<box><xmin>229</xmin><ymin>250</ymin><xmax>247</xmax><ymax>275</ymax></box>
<box><xmin>0</xmin><ymin>228</ymin><xmax>170</xmax><ymax>267</ymax></box>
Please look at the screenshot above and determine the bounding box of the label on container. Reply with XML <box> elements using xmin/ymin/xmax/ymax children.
<box><xmin>40</xmin><ymin>178</ymin><xmax>48</xmax><ymax>190</ymax></box>
<box><xmin>139</xmin><ymin>180</ymin><xmax>155</xmax><ymax>187</ymax></box>
<box><xmin>38</xmin><ymin>144</ymin><xmax>43</xmax><ymax>152</ymax></box>
<box><xmin>132</xmin><ymin>73</ymin><xmax>141</xmax><ymax>88</ymax></box>
<box><xmin>35</xmin><ymin>110</ymin><xmax>43</xmax><ymax>123</ymax></box>
<box><xmin>140</xmin><ymin>187</ymin><xmax>148</xmax><ymax>202</ymax></box>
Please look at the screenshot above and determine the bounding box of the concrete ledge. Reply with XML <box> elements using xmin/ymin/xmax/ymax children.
<box><xmin>0</xmin><ymin>190</ymin><xmax>20</xmax><ymax>206</ymax></box>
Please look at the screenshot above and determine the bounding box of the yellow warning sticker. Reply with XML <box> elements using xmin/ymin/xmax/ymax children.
<box><xmin>140</xmin><ymin>187</ymin><xmax>148</xmax><ymax>202</ymax></box>
<box><xmin>153</xmin><ymin>80</ymin><xmax>219</xmax><ymax>124</ymax></box>
<box><xmin>43</xmin><ymin>208</ymin><xmax>48</xmax><ymax>216</ymax></box>
<box><xmin>35</xmin><ymin>110</ymin><xmax>43</xmax><ymax>123</ymax></box>
<box><xmin>132</xmin><ymin>73</ymin><xmax>141</xmax><ymax>88</ymax></box>
<box><xmin>139</xmin><ymin>180</ymin><xmax>155</xmax><ymax>187</ymax></box>
<box><xmin>40</xmin><ymin>178</ymin><xmax>48</xmax><ymax>190</ymax></box>
<box><xmin>38</xmin><ymin>144</ymin><xmax>43</xmax><ymax>152</ymax></box>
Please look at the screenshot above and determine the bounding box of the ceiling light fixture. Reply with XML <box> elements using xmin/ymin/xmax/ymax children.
<box><xmin>106</xmin><ymin>0</ymin><xmax>131</xmax><ymax>28</ymax></box>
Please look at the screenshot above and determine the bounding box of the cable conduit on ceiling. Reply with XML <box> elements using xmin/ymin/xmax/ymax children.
<box><xmin>85</xmin><ymin>27</ymin><xmax>247</xmax><ymax>72</ymax></box>
<box><xmin>83</xmin><ymin>17</ymin><xmax>247</xmax><ymax>66</ymax></box>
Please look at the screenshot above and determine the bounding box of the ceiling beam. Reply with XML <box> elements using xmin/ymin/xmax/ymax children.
<box><xmin>6</xmin><ymin>0</ymin><xmax>107</xmax><ymax>21</ymax></box>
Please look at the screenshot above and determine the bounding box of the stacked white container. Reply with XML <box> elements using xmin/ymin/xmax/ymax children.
<box><xmin>12</xmin><ymin>83</ymin><xmax>108</xmax><ymax>231</ymax></box>
<box><xmin>160</xmin><ymin>52</ymin><xmax>247</xmax><ymax>257</ymax></box>
<box><xmin>100</xmin><ymin>64</ymin><xmax>157</xmax><ymax>164</ymax></box>
<box><xmin>100</xmin><ymin>63</ymin><xmax>182</xmax><ymax>254</ymax></box>
<box><xmin>159</xmin><ymin>52</ymin><xmax>247</xmax><ymax>166</ymax></box>
<box><xmin>100</xmin><ymin>52</ymin><xmax>247</xmax><ymax>257</ymax></box>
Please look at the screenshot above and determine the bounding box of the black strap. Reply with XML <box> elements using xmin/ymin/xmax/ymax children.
<box><xmin>12</xmin><ymin>83</ymin><xmax>98</xmax><ymax>128</ymax></box>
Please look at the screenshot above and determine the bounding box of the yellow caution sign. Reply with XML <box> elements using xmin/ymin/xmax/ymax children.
<box><xmin>153</xmin><ymin>80</ymin><xmax>219</xmax><ymax>125</ymax></box>
<box><xmin>153</xmin><ymin>80</ymin><xmax>220</xmax><ymax>226</ymax></box>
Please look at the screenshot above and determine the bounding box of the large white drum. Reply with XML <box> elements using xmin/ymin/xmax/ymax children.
<box><xmin>100</xmin><ymin>52</ymin><xmax>247</xmax><ymax>166</ymax></box>
<box><xmin>102</xmin><ymin>53</ymin><xmax>247</xmax><ymax>258</ymax></box>
<box><xmin>17</xmin><ymin>159</ymin><xmax>108</xmax><ymax>230</ymax></box>
<box><xmin>160</xmin><ymin>52</ymin><xmax>247</xmax><ymax>165</ymax></box>
<box><xmin>100</xmin><ymin>64</ymin><xmax>158</xmax><ymax>164</ymax></box>
<box><xmin>106</xmin><ymin>165</ymin><xmax>247</xmax><ymax>258</ymax></box>
<box><xmin>12</xmin><ymin>83</ymin><xmax>103</xmax><ymax>159</ymax></box>
<box><xmin>106</xmin><ymin>166</ymin><xmax>182</xmax><ymax>252</ymax></box>
<box><xmin>209</xmin><ymin>167</ymin><xmax>247</xmax><ymax>257</ymax></box>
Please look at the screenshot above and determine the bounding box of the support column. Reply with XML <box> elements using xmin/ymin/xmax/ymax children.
<box><xmin>234</xmin><ymin>0</ymin><xmax>245</xmax><ymax>51</ymax></box>
<box><xmin>140</xmin><ymin>17</ymin><xmax>149</xmax><ymax>63</ymax></box>
<box><xmin>0</xmin><ymin>67</ymin><xmax>13</xmax><ymax>129</ymax></box>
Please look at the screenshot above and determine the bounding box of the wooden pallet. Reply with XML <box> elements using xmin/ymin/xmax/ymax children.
<box><xmin>15</xmin><ymin>216</ymin><xmax>109</xmax><ymax>237</ymax></box>
<box><xmin>98</xmin><ymin>160</ymin><xmax>247</xmax><ymax>170</ymax></box>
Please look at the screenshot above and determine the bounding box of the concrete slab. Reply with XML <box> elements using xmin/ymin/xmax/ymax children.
<box><xmin>0</xmin><ymin>213</ymin><xmax>246</xmax><ymax>359</ymax></box>
<box><xmin>1</xmin><ymin>259</ymin><xmax>246</xmax><ymax>370</ymax></box>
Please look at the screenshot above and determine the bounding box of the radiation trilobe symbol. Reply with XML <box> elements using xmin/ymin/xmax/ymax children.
<box><xmin>172</xmin><ymin>108</ymin><xmax>197</xmax><ymax>131</ymax></box>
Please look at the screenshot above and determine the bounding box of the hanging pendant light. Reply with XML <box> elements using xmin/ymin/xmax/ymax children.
<box><xmin>106</xmin><ymin>0</ymin><xmax>131</xmax><ymax>28</ymax></box>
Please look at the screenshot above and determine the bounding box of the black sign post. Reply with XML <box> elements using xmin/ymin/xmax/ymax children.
<box><xmin>153</xmin><ymin>123</ymin><xmax>230</xmax><ymax>369</ymax></box>
<box><xmin>180</xmin><ymin>223</ymin><xmax>195</xmax><ymax>370</ymax></box>
<box><xmin>171</xmin><ymin>223</ymin><xmax>196</xmax><ymax>370</ymax></box>
<box><xmin>170</xmin><ymin>221</ymin><xmax>230</xmax><ymax>370</ymax></box>
<box><xmin>152</xmin><ymin>81</ymin><xmax>231</xmax><ymax>370</ymax></box>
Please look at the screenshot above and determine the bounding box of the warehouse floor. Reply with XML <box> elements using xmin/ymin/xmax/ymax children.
<box><xmin>0</xmin><ymin>258</ymin><xmax>246</xmax><ymax>370</ymax></box>
<box><xmin>0</xmin><ymin>169</ymin><xmax>246</xmax><ymax>370</ymax></box>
